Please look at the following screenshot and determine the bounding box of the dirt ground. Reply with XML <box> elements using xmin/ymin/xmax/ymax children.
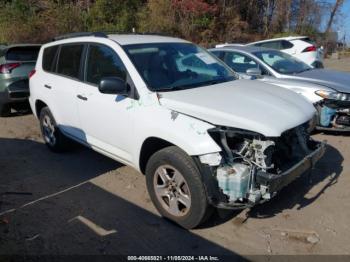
<box><xmin>0</xmin><ymin>59</ymin><xmax>350</xmax><ymax>260</ymax></box>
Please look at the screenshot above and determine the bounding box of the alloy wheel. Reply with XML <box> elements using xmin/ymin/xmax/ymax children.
<box><xmin>153</xmin><ymin>165</ymin><xmax>192</xmax><ymax>217</ymax></box>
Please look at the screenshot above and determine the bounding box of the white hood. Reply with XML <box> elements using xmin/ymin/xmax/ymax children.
<box><xmin>159</xmin><ymin>80</ymin><xmax>315</xmax><ymax>137</ymax></box>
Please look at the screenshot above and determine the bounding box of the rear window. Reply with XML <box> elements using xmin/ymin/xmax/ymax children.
<box><xmin>42</xmin><ymin>45</ymin><xmax>59</xmax><ymax>72</ymax></box>
<box><xmin>6</xmin><ymin>46</ymin><xmax>40</xmax><ymax>61</ymax></box>
<box><xmin>57</xmin><ymin>44</ymin><xmax>84</xmax><ymax>79</ymax></box>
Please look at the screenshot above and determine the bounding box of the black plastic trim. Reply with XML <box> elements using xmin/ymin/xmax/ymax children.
<box><xmin>256</xmin><ymin>141</ymin><xmax>326</xmax><ymax>193</ymax></box>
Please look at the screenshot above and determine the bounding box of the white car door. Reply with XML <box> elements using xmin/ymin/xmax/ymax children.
<box><xmin>50</xmin><ymin>43</ymin><xmax>85</xmax><ymax>140</ymax></box>
<box><xmin>76</xmin><ymin>43</ymin><xmax>134</xmax><ymax>164</ymax></box>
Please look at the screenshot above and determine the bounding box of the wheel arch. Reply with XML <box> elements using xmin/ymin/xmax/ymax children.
<box><xmin>139</xmin><ymin>136</ymin><xmax>174</xmax><ymax>174</ymax></box>
<box><xmin>35</xmin><ymin>99</ymin><xmax>48</xmax><ymax>118</ymax></box>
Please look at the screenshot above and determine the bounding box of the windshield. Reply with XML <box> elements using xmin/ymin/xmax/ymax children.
<box><xmin>123</xmin><ymin>42</ymin><xmax>236</xmax><ymax>91</ymax></box>
<box><xmin>253</xmin><ymin>50</ymin><xmax>311</xmax><ymax>74</ymax></box>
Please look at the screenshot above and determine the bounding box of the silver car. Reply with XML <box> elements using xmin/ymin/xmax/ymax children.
<box><xmin>210</xmin><ymin>46</ymin><xmax>350</xmax><ymax>132</ymax></box>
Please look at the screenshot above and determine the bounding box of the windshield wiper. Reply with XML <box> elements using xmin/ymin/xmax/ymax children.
<box><xmin>155</xmin><ymin>77</ymin><xmax>235</xmax><ymax>92</ymax></box>
<box><xmin>155</xmin><ymin>85</ymin><xmax>192</xmax><ymax>92</ymax></box>
<box><xmin>298</xmin><ymin>68</ymin><xmax>313</xmax><ymax>73</ymax></box>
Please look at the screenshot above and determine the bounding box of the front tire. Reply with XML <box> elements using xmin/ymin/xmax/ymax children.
<box><xmin>145</xmin><ymin>146</ymin><xmax>212</xmax><ymax>229</ymax></box>
<box><xmin>39</xmin><ymin>107</ymin><xmax>70</xmax><ymax>152</ymax></box>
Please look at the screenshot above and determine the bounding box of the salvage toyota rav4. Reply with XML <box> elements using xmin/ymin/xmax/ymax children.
<box><xmin>29</xmin><ymin>33</ymin><xmax>325</xmax><ymax>229</ymax></box>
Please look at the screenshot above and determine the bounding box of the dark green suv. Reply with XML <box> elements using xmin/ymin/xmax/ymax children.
<box><xmin>0</xmin><ymin>44</ymin><xmax>40</xmax><ymax>116</ymax></box>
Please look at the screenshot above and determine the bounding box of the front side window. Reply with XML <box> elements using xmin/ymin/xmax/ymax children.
<box><xmin>254</xmin><ymin>50</ymin><xmax>311</xmax><ymax>74</ymax></box>
<box><xmin>43</xmin><ymin>45</ymin><xmax>59</xmax><ymax>72</ymax></box>
<box><xmin>210</xmin><ymin>50</ymin><xmax>225</xmax><ymax>60</ymax></box>
<box><xmin>223</xmin><ymin>52</ymin><xmax>259</xmax><ymax>73</ymax></box>
<box><xmin>57</xmin><ymin>44</ymin><xmax>83</xmax><ymax>79</ymax></box>
<box><xmin>86</xmin><ymin>44</ymin><xmax>127</xmax><ymax>85</ymax></box>
<box><xmin>123</xmin><ymin>42</ymin><xmax>235</xmax><ymax>92</ymax></box>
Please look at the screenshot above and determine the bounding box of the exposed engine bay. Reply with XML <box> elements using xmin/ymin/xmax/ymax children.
<box><xmin>317</xmin><ymin>99</ymin><xmax>350</xmax><ymax>131</ymax></box>
<box><xmin>202</xmin><ymin>123</ymin><xmax>325</xmax><ymax>209</ymax></box>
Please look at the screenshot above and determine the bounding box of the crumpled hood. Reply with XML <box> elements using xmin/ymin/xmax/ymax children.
<box><xmin>159</xmin><ymin>80</ymin><xmax>315</xmax><ymax>137</ymax></box>
<box><xmin>292</xmin><ymin>69</ymin><xmax>350</xmax><ymax>93</ymax></box>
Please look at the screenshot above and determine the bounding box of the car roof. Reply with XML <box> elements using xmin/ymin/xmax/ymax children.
<box><xmin>248</xmin><ymin>36</ymin><xmax>308</xmax><ymax>45</ymax></box>
<box><xmin>209</xmin><ymin>45</ymin><xmax>272</xmax><ymax>54</ymax></box>
<box><xmin>108</xmin><ymin>34</ymin><xmax>188</xmax><ymax>45</ymax></box>
<box><xmin>49</xmin><ymin>33</ymin><xmax>189</xmax><ymax>46</ymax></box>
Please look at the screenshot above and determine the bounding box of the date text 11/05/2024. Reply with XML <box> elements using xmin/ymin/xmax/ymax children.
<box><xmin>127</xmin><ymin>255</ymin><xmax>220</xmax><ymax>261</ymax></box>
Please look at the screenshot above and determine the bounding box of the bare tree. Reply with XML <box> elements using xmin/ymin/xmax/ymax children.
<box><xmin>324</xmin><ymin>0</ymin><xmax>344</xmax><ymax>56</ymax></box>
<box><xmin>325</xmin><ymin>0</ymin><xmax>344</xmax><ymax>34</ymax></box>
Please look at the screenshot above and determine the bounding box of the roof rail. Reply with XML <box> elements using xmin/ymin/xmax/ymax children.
<box><xmin>53</xmin><ymin>32</ymin><xmax>108</xmax><ymax>41</ymax></box>
<box><xmin>104</xmin><ymin>31</ymin><xmax>171</xmax><ymax>37</ymax></box>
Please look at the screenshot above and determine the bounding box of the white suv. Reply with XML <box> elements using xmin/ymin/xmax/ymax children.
<box><xmin>246</xmin><ymin>36</ymin><xmax>324</xmax><ymax>68</ymax></box>
<box><xmin>29</xmin><ymin>33</ymin><xmax>325</xmax><ymax>228</ymax></box>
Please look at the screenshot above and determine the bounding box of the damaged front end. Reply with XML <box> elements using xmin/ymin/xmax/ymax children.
<box><xmin>196</xmin><ymin>124</ymin><xmax>325</xmax><ymax>209</ymax></box>
<box><xmin>315</xmin><ymin>91</ymin><xmax>350</xmax><ymax>132</ymax></box>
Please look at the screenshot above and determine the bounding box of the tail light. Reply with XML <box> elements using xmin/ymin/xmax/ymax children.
<box><xmin>0</xmin><ymin>63</ymin><xmax>21</xmax><ymax>74</ymax></box>
<box><xmin>302</xmin><ymin>46</ymin><xmax>317</xmax><ymax>52</ymax></box>
<box><xmin>29</xmin><ymin>69</ymin><xmax>36</xmax><ymax>79</ymax></box>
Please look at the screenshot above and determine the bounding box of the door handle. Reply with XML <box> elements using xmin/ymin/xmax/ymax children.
<box><xmin>77</xmin><ymin>94</ymin><xmax>88</xmax><ymax>101</ymax></box>
<box><xmin>44</xmin><ymin>84</ymin><xmax>52</xmax><ymax>89</ymax></box>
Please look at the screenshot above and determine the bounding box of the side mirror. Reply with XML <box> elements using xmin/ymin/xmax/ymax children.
<box><xmin>98</xmin><ymin>77</ymin><xmax>129</xmax><ymax>96</ymax></box>
<box><xmin>246</xmin><ymin>68</ymin><xmax>262</xmax><ymax>77</ymax></box>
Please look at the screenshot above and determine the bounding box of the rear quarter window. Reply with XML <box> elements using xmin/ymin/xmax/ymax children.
<box><xmin>42</xmin><ymin>45</ymin><xmax>59</xmax><ymax>72</ymax></box>
<box><xmin>281</xmin><ymin>40</ymin><xmax>294</xmax><ymax>49</ymax></box>
<box><xmin>300</xmin><ymin>37</ymin><xmax>316</xmax><ymax>45</ymax></box>
<box><xmin>255</xmin><ymin>41</ymin><xmax>281</xmax><ymax>49</ymax></box>
<box><xmin>6</xmin><ymin>46</ymin><xmax>40</xmax><ymax>61</ymax></box>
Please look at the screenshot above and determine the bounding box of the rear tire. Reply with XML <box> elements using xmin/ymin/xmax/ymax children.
<box><xmin>0</xmin><ymin>104</ymin><xmax>11</xmax><ymax>117</ymax></box>
<box><xmin>39</xmin><ymin>107</ymin><xmax>70</xmax><ymax>152</ymax></box>
<box><xmin>145</xmin><ymin>146</ymin><xmax>212</xmax><ymax>229</ymax></box>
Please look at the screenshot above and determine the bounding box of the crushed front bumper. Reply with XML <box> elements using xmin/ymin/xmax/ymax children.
<box><xmin>256</xmin><ymin>141</ymin><xmax>326</xmax><ymax>193</ymax></box>
<box><xmin>316</xmin><ymin>100</ymin><xmax>350</xmax><ymax>131</ymax></box>
<box><xmin>200</xmin><ymin>141</ymin><xmax>326</xmax><ymax>210</ymax></box>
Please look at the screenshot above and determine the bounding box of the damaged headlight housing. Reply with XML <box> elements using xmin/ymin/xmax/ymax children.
<box><xmin>199</xmin><ymin>152</ymin><xmax>222</xmax><ymax>166</ymax></box>
<box><xmin>315</xmin><ymin>90</ymin><xmax>350</xmax><ymax>101</ymax></box>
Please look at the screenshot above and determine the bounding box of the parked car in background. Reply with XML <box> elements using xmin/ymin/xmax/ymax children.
<box><xmin>234</xmin><ymin>36</ymin><xmax>324</xmax><ymax>68</ymax></box>
<box><xmin>210</xmin><ymin>45</ymin><xmax>350</xmax><ymax>132</ymax></box>
<box><xmin>0</xmin><ymin>44</ymin><xmax>41</xmax><ymax>116</ymax></box>
<box><xmin>30</xmin><ymin>33</ymin><xmax>324</xmax><ymax>229</ymax></box>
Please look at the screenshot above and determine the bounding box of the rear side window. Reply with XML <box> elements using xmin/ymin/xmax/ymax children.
<box><xmin>255</xmin><ymin>41</ymin><xmax>281</xmax><ymax>50</ymax></box>
<box><xmin>6</xmin><ymin>46</ymin><xmax>40</xmax><ymax>61</ymax></box>
<box><xmin>301</xmin><ymin>37</ymin><xmax>316</xmax><ymax>45</ymax></box>
<box><xmin>85</xmin><ymin>44</ymin><xmax>127</xmax><ymax>85</ymax></box>
<box><xmin>281</xmin><ymin>40</ymin><xmax>293</xmax><ymax>49</ymax></box>
<box><xmin>42</xmin><ymin>46</ymin><xmax>59</xmax><ymax>72</ymax></box>
<box><xmin>57</xmin><ymin>44</ymin><xmax>84</xmax><ymax>79</ymax></box>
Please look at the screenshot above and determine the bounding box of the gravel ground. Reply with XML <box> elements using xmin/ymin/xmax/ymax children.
<box><xmin>0</xmin><ymin>59</ymin><xmax>350</xmax><ymax>260</ymax></box>
<box><xmin>324</xmin><ymin>57</ymin><xmax>350</xmax><ymax>72</ymax></box>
